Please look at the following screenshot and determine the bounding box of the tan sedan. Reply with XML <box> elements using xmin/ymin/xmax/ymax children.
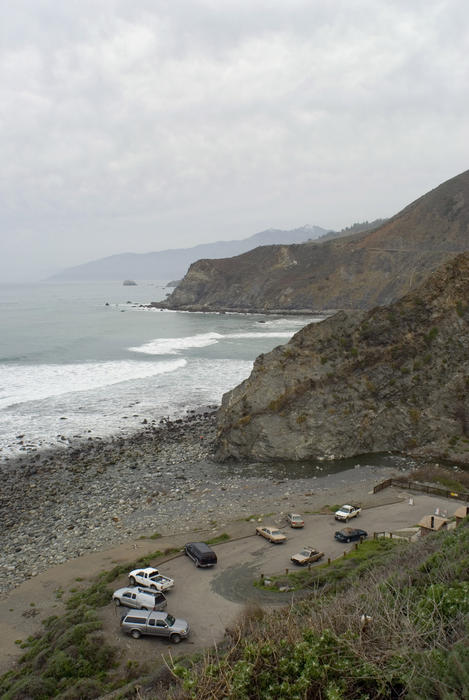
<box><xmin>255</xmin><ymin>526</ymin><xmax>287</xmax><ymax>543</ymax></box>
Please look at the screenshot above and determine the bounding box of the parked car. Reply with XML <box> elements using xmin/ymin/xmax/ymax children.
<box><xmin>255</xmin><ymin>526</ymin><xmax>287</xmax><ymax>543</ymax></box>
<box><xmin>334</xmin><ymin>505</ymin><xmax>362</xmax><ymax>522</ymax></box>
<box><xmin>113</xmin><ymin>586</ymin><xmax>167</xmax><ymax>610</ymax></box>
<box><xmin>120</xmin><ymin>609</ymin><xmax>190</xmax><ymax>643</ymax></box>
<box><xmin>286</xmin><ymin>513</ymin><xmax>305</xmax><ymax>528</ymax></box>
<box><xmin>334</xmin><ymin>528</ymin><xmax>368</xmax><ymax>543</ymax></box>
<box><xmin>290</xmin><ymin>546</ymin><xmax>324</xmax><ymax>566</ymax></box>
<box><xmin>184</xmin><ymin>542</ymin><xmax>217</xmax><ymax>567</ymax></box>
<box><xmin>128</xmin><ymin>567</ymin><xmax>174</xmax><ymax>591</ymax></box>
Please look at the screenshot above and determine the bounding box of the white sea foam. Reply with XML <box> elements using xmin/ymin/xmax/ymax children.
<box><xmin>129</xmin><ymin>329</ymin><xmax>300</xmax><ymax>355</ymax></box>
<box><xmin>0</xmin><ymin>357</ymin><xmax>252</xmax><ymax>458</ymax></box>
<box><xmin>223</xmin><ymin>331</ymin><xmax>293</xmax><ymax>339</ymax></box>
<box><xmin>0</xmin><ymin>358</ymin><xmax>186</xmax><ymax>409</ymax></box>
<box><xmin>129</xmin><ymin>332</ymin><xmax>224</xmax><ymax>355</ymax></box>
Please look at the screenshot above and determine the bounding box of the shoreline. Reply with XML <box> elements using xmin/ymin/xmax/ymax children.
<box><xmin>150</xmin><ymin>302</ymin><xmax>336</xmax><ymax>316</ymax></box>
<box><xmin>0</xmin><ymin>410</ymin><xmax>408</xmax><ymax>597</ymax></box>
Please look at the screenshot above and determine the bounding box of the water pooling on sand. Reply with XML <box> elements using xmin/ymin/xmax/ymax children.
<box><xmin>0</xmin><ymin>281</ymin><xmax>317</xmax><ymax>459</ymax></box>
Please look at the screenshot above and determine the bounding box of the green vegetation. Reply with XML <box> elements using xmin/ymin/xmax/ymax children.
<box><xmin>139</xmin><ymin>531</ymin><xmax>162</xmax><ymax>540</ymax></box>
<box><xmin>456</xmin><ymin>300</ymin><xmax>467</xmax><ymax>317</ymax></box>
<box><xmin>410</xmin><ymin>464</ymin><xmax>469</xmax><ymax>493</ymax></box>
<box><xmin>258</xmin><ymin>538</ymin><xmax>397</xmax><ymax>591</ymax></box>
<box><xmin>205</xmin><ymin>533</ymin><xmax>230</xmax><ymax>545</ymax></box>
<box><xmin>0</xmin><ymin>548</ymin><xmax>171</xmax><ymax>699</ymax></box>
<box><xmin>165</xmin><ymin>523</ymin><xmax>469</xmax><ymax>699</ymax></box>
<box><xmin>424</xmin><ymin>326</ymin><xmax>439</xmax><ymax>345</ymax></box>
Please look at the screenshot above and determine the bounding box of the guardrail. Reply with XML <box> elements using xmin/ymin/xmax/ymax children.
<box><xmin>373</xmin><ymin>478</ymin><xmax>469</xmax><ymax>502</ymax></box>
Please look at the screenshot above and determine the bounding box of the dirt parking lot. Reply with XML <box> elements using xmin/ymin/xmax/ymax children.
<box><xmin>0</xmin><ymin>489</ymin><xmax>458</xmax><ymax>674</ymax></box>
<box><xmin>93</xmin><ymin>491</ymin><xmax>457</xmax><ymax>668</ymax></box>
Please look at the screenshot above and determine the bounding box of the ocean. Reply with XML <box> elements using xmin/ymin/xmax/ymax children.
<box><xmin>0</xmin><ymin>281</ymin><xmax>317</xmax><ymax>460</ymax></box>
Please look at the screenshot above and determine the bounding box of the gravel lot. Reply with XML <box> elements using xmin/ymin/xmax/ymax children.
<box><xmin>0</xmin><ymin>484</ymin><xmax>459</xmax><ymax>676</ymax></box>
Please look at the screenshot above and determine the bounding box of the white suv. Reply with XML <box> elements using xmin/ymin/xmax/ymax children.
<box><xmin>113</xmin><ymin>586</ymin><xmax>167</xmax><ymax>610</ymax></box>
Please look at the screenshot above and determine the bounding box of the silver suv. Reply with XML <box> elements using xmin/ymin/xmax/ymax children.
<box><xmin>120</xmin><ymin>610</ymin><xmax>190</xmax><ymax>643</ymax></box>
<box><xmin>113</xmin><ymin>586</ymin><xmax>166</xmax><ymax>611</ymax></box>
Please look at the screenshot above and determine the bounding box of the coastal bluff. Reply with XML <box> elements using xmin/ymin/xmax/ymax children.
<box><xmin>157</xmin><ymin>169</ymin><xmax>469</xmax><ymax>312</ymax></box>
<box><xmin>215</xmin><ymin>254</ymin><xmax>469</xmax><ymax>464</ymax></box>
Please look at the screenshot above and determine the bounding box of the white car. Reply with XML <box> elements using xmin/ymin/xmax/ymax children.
<box><xmin>113</xmin><ymin>586</ymin><xmax>167</xmax><ymax>610</ymax></box>
<box><xmin>334</xmin><ymin>505</ymin><xmax>362</xmax><ymax>522</ymax></box>
<box><xmin>128</xmin><ymin>567</ymin><xmax>174</xmax><ymax>591</ymax></box>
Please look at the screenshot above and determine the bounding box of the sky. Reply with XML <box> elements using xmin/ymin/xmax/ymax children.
<box><xmin>1</xmin><ymin>0</ymin><xmax>469</xmax><ymax>282</ymax></box>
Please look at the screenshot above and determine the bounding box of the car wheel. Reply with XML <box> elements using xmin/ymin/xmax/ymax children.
<box><xmin>131</xmin><ymin>629</ymin><xmax>141</xmax><ymax>639</ymax></box>
<box><xmin>129</xmin><ymin>576</ymin><xmax>136</xmax><ymax>585</ymax></box>
<box><xmin>114</xmin><ymin>598</ymin><xmax>121</xmax><ymax>606</ymax></box>
<box><xmin>141</xmin><ymin>607</ymin><xmax>148</xmax><ymax>611</ymax></box>
<box><xmin>346</xmin><ymin>538</ymin><xmax>350</xmax><ymax>543</ymax></box>
<box><xmin>170</xmin><ymin>633</ymin><xmax>181</xmax><ymax>644</ymax></box>
<box><xmin>151</xmin><ymin>584</ymin><xmax>157</xmax><ymax>590</ymax></box>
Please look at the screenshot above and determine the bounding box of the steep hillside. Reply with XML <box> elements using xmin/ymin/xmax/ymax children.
<box><xmin>159</xmin><ymin>170</ymin><xmax>469</xmax><ymax>311</ymax></box>
<box><xmin>216</xmin><ymin>254</ymin><xmax>469</xmax><ymax>463</ymax></box>
<box><xmin>47</xmin><ymin>225</ymin><xmax>327</xmax><ymax>282</ymax></box>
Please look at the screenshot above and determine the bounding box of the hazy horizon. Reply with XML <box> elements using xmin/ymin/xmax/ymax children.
<box><xmin>2</xmin><ymin>1</ymin><xmax>469</xmax><ymax>282</ymax></box>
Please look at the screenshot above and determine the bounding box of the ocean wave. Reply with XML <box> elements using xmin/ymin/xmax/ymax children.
<box><xmin>0</xmin><ymin>358</ymin><xmax>186</xmax><ymax>409</ymax></box>
<box><xmin>129</xmin><ymin>332</ymin><xmax>223</xmax><ymax>355</ymax></box>
<box><xmin>223</xmin><ymin>331</ymin><xmax>294</xmax><ymax>339</ymax></box>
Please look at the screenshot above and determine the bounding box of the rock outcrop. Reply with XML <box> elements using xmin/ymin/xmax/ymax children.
<box><xmin>159</xmin><ymin>169</ymin><xmax>469</xmax><ymax>312</ymax></box>
<box><xmin>216</xmin><ymin>254</ymin><xmax>469</xmax><ymax>464</ymax></box>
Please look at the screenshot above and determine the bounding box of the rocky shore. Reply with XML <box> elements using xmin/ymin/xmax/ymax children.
<box><xmin>1</xmin><ymin>410</ymin><xmax>405</xmax><ymax>597</ymax></box>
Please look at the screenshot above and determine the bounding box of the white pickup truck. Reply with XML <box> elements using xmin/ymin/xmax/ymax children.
<box><xmin>334</xmin><ymin>504</ymin><xmax>361</xmax><ymax>522</ymax></box>
<box><xmin>128</xmin><ymin>567</ymin><xmax>174</xmax><ymax>592</ymax></box>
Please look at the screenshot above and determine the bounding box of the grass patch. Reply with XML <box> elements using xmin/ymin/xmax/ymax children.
<box><xmin>139</xmin><ymin>531</ymin><xmax>162</xmax><ymax>540</ymax></box>
<box><xmin>257</xmin><ymin>538</ymin><xmax>397</xmax><ymax>591</ymax></box>
<box><xmin>166</xmin><ymin>524</ymin><xmax>469</xmax><ymax>700</ymax></box>
<box><xmin>206</xmin><ymin>533</ymin><xmax>230</xmax><ymax>545</ymax></box>
<box><xmin>0</xmin><ymin>547</ymin><xmax>175</xmax><ymax>698</ymax></box>
<box><xmin>409</xmin><ymin>464</ymin><xmax>469</xmax><ymax>492</ymax></box>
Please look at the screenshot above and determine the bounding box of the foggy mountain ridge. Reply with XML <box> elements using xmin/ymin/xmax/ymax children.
<box><xmin>47</xmin><ymin>225</ymin><xmax>330</xmax><ymax>282</ymax></box>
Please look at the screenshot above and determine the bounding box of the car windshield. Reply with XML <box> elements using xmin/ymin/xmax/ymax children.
<box><xmin>165</xmin><ymin>614</ymin><xmax>175</xmax><ymax>626</ymax></box>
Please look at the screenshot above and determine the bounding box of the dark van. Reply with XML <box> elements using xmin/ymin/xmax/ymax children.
<box><xmin>184</xmin><ymin>541</ymin><xmax>217</xmax><ymax>568</ymax></box>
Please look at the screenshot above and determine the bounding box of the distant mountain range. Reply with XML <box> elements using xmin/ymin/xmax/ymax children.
<box><xmin>47</xmin><ymin>225</ymin><xmax>330</xmax><ymax>282</ymax></box>
<box><xmin>159</xmin><ymin>169</ymin><xmax>469</xmax><ymax>312</ymax></box>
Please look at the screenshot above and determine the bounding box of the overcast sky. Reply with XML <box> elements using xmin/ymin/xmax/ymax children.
<box><xmin>1</xmin><ymin>0</ymin><xmax>469</xmax><ymax>281</ymax></box>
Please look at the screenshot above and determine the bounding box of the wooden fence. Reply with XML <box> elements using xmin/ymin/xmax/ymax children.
<box><xmin>373</xmin><ymin>478</ymin><xmax>469</xmax><ymax>502</ymax></box>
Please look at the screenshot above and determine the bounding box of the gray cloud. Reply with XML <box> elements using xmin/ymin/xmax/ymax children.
<box><xmin>1</xmin><ymin>0</ymin><xmax>469</xmax><ymax>281</ymax></box>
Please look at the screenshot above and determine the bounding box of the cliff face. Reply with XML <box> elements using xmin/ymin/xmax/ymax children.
<box><xmin>159</xmin><ymin>170</ymin><xmax>469</xmax><ymax>312</ymax></box>
<box><xmin>215</xmin><ymin>254</ymin><xmax>469</xmax><ymax>463</ymax></box>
